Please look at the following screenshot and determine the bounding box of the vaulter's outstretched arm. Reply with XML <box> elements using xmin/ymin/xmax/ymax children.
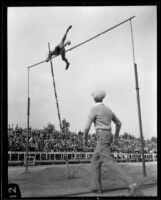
<box><xmin>61</xmin><ymin>25</ymin><xmax>72</xmax><ymax>43</ymax></box>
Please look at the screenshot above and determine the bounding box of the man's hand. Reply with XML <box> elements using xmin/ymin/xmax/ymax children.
<box><xmin>68</xmin><ymin>25</ymin><xmax>72</xmax><ymax>30</ymax></box>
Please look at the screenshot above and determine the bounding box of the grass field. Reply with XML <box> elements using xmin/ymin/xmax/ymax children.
<box><xmin>8</xmin><ymin>161</ymin><xmax>157</xmax><ymax>197</ymax></box>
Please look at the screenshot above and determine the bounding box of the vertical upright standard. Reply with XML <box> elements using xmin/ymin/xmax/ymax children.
<box><xmin>129</xmin><ymin>20</ymin><xmax>147</xmax><ymax>177</ymax></box>
<box><xmin>26</xmin><ymin>67</ymin><xmax>30</xmax><ymax>172</ymax></box>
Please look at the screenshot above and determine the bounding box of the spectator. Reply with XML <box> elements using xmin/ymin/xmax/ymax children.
<box><xmin>8</xmin><ymin>125</ymin><xmax>157</xmax><ymax>154</ymax></box>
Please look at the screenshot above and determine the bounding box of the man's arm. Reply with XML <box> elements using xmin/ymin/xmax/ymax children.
<box><xmin>83</xmin><ymin>118</ymin><xmax>93</xmax><ymax>146</ymax></box>
<box><xmin>112</xmin><ymin>113</ymin><xmax>122</xmax><ymax>145</ymax></box>
<box><xmin>61</xmin><ymin>25</ymin><xmax>72</xmax><ymax>43</ymax></box>
<box><xmin>63</xmin><ymin>41</ymin><xmax>71</xmax><ymax>48</ymax></box>
<box><xmin>114</xmin><ymin>123</ymin><xmax>121</xmax><ymax>138</ymax></box>
<box><xmin>83</xmin><ymin>108</ymin><xmax>95</xmax><ymax>148</ymax></box>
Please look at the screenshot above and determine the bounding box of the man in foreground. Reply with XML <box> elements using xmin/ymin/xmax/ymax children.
<box><xmin>83</xmin><ymin>89</ymin><xmax>138</xmax><ymax>195</ymax></box>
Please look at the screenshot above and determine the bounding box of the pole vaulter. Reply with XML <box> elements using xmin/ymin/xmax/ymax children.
<box><xmin>26</xmin><ymin>15</ymin><xmax>146</xmax><ymax>177</ymax></box>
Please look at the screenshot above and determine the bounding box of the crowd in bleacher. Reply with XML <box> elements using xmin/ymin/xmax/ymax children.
<box><xmin>8</xmin><ymin>124</ymin><xmax>157</xmax><ymax>154</ymax></box>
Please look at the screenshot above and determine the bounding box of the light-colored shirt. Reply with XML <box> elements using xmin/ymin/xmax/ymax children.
<box><xmin>84</xmin><ymin>103</ymin><xmax>121</xmax><ymax>137</ymax></box>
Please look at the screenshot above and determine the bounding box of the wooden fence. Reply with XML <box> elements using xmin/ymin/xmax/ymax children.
<box><xmin>8</xmin><ymin>151</ymin><xmax>157</xmax><ymax>165</ymax></box>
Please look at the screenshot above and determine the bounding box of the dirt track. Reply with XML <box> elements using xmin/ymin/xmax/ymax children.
<box><xmin>8</xmin><ymin>162</ymin><xmax>157</xmax><ymax>197</ymax></box>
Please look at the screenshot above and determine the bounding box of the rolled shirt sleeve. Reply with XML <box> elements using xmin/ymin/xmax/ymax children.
<box><xmin>83</xmin><ymin>108</ymin><xmax>96</xmax><ymax>140</ymax></box>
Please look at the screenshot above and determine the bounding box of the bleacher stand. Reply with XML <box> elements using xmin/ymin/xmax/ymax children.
<box><xmin>8</xmin><ymin>125</ymin><xmax>157</xmax><ymax>165</ymax></box>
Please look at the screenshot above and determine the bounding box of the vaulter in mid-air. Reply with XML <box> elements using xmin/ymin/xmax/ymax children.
<box><xmin>46</xmin><ymin>25</ymin><xmax>72</xmax><ymax>70</ymax></box>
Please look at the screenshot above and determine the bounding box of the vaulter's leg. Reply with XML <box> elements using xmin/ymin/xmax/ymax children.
<box><xmin>61</xmin><ymin>50</ymin><xmax>70</xmax><ymax>70</ymax></box>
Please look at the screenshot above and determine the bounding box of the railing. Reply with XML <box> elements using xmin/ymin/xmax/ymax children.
<box><xmin>112</xmin><ymin>152</ymin><xmax>157</xmax><ymax>162</ymax></box>
<box><xmin>8</xmin><ymin>151</ymin><xmax>157</xmax><ymax>163</ymax></box>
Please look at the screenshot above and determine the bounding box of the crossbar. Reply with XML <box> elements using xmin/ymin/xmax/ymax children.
<box><xmin>27</xmin><ymin>16</ymin><xmax>135</xmax><ymax>69</ymax></box>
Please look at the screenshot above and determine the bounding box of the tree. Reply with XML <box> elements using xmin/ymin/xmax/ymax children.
<box><xmin>150</xmin><ymin>136</ymin><xmax>157</xmax><ymax>143</ymax></box>
<box><xmin>43</xmin><ymin>123</ymin><xmax>56</xmax><ymax>134</ymax></box>
<box><xmin>62</xmin><ymin>118</ymin><xmax>70</xmax><ymax>132</ymax></box>
<box><xmin>122</xmin><ymin>132</ymin><xmax>128</xmax><ymax>139</ymax></box>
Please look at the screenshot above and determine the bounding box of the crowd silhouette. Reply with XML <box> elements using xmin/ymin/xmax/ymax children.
<box><xmin>8</xmin><ymin>124</ymin><xmax>157</xmax><ymax>154</ymax></box>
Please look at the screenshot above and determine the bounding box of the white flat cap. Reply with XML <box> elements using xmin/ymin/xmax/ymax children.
<box><xmin>91</xmin><ymin>90</ymin><xmax>106</xmax><ymax>101</ymax></box>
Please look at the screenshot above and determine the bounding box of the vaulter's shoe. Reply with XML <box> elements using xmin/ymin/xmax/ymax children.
<box><xmin>65</xmin><ymin>63</ymin><xmax>70</xmax><ymax>70</ymax></box>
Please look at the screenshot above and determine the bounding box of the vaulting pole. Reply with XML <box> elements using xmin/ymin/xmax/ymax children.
<box><xmin>129</xmin><ymin>20</ymin><xmax>147</xmax><ymax>177</ymax></box>
<box><xmin>26</xmin><ymin>67</ymin><xmax>30</xmax><ymax>172</ymax></box>
<box><xmin>48</xmin><ymin>43</ymin><xmax>70</xmax><ymax>178</ymax></box>
<box><xmin>48</xmin><ymin>43</ymin><xmax>62</xmax><ymax>131</ymax></box>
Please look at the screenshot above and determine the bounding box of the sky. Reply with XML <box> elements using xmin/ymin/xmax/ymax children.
<box><xmin>8</xmin><ymin>6</ymin><xmax>157</xmax><ymax>139</ymax></box>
